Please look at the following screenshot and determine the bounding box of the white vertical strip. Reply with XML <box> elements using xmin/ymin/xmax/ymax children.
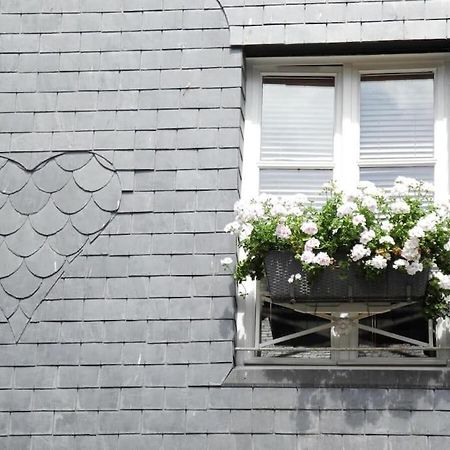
<box><xmin>236</xmin><ymin>63</ymin><xmax>261</xmax><ymax>364</ymax></box>
<box><xmin>435</xmin><ymin>63</ymin><xmax>449</xmax><ymax>202</ymax></box>
<box><xmin>338</xmin><ymin>64</ymin><xmax>359</xmax><ymax>191</ymax></box>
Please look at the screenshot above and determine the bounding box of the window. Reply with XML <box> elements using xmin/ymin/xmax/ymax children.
<box><xmin>236</xmin><ymin>54</ymin><xmax>450</xmax><ymax>368</ymax></box>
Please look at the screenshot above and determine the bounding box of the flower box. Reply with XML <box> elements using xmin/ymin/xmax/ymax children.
<box><xmin>226</xmin><ymin>178</ymin><xmax>450</xmax><ymax>319</ymax></box>
<box><xmin>264</xmin><ymin>250</ymin><xmax>430</xmax><ymax>304</ymax></box>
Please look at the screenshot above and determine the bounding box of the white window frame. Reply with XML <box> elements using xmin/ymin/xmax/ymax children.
<box><xmin>236</xmin><ymin>53</ymin><xmax>450</xmax><ymax>366</ymax></box>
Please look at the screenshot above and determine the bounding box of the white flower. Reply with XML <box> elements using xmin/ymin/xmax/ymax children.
<box><xmin>361</xmin><ymin>196</ymin><xmax>378</xmax><ymax>212</ymax></box>
<box><xmin>288</xmin><ymin>273</ymin><xmax>302</xmax><ymax>284</ymax></box>
<box><xmin>422</xmin><ymin>182</ymin><xmax>435</xmax><ymax>193</ymax></box>
<box><xmin>350</xmin><ymin>244</ymin><xmax>371</xmax><ymax>262</ymax></box>
<box><xmin>434</xmin><ymin>272</ymin><xmax>450</xmax><ymax>289</ymax></box>
<box><xmin>381</xmin><ymin>221</ymin><xmax>394</xmax><ymax>233</ymax></box>
<box><xmin>358</xmin><ymin>180</ymin><xmax>378</xmax><ymax>194</ymax></box>
<box><xmin>224</xmin><ymin>221</ymin><xmax>240</xmax><ymax>234</ymax></box>
<box><xmin>360</xmin><ymin>229</ymin><xmax>376</xmax><ymax>245</ymax></box>
<box><xmin>393</xmin><ymin>259</ymin><xmax>407</xmax><ymax>270</ymax></box>
<box><xmin>271</xmin><ymin>202</ymin><xmax>288</xmax><ymax>217</ymax></box>
<box><xmin>391</xmin><ymin>199</ymin><xmax>410</xmax><ymax>214</ymax></box>
<box><xmin>401</xmin><ymin>237</ymin><xmax>420</xmax><ymax>261</ymax></box>
<box><xmin>416</xmin><ymin>213</ymin><xmax>438</xmax><ymax>232</ymax></box>
<box><xmin>301</xmin><ymin>221</ymin><xmax>318</xmax><ymax>236</ymax></box>
<box><xmin>337</xmin><ymin>202</ymin><xmax>357</xmax><ymax>217</ymax></box>
<box><xmin>300</xmin><ymin>250</ymin><xmax>315</xmax><ymax>264</ymax></box>
<box><xmin>409</xmin><ymin>226</ymin><xmax>425</xmax><ymax>239</ymax></box>
<box><xmin>406</xmin><ymin>261</ymin><xmax>424</xmax><ymax>276</ymax></box>
<box><xmin>239</xmin><ymin>223</ymin><xmax>253</xmax><ymax>240</ymax></box>
<box><xmin>365</xmin><ymin>255</ymin><xmax>388</xmax><ymax>270</ymax></box>
<box><xmin>445</xmin><ymin>239</ymin><xmax>450</xmax><ymax>252</ymax></box>
<box><xmin>379</xmin><ymin>235</ymin><xmax>395</xmax><ymax>246</ymax></box>
<box><xmin>352</xmin><ymin>214</ymin><xmax>366</xmax><ymax>226</ymax></box>
<box><xmin>292</xmin><ymin>193</ymin><xmax>309</xmax><ymax>204</ymax></box>
<box><xmin>313</xmin><ymin>252</ymin><xmax>332</xmax><ymax>266</ymax></box>
<box><xmin>395</xmin><ymin>176</ymin><xmax>419</xmax><ymax>189</ymax></box>
<box><xmin>220</xmin><ymin>257</ymin><xmax>233</xmax><ymax>266</ymax></box>
<box><xmin>275</xmin><ymin>223</ymin><xmax>291</xmax><ymax>240</ymax></box>
<box><xmin>304</xmin><ymin>238</ymin><xmax>320</xmax><ymax>251</ymax></box>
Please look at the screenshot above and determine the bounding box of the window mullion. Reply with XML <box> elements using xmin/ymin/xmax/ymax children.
<box><xmin>336</xmin><ymin>64</ymin><xmax>359</xmax><ymax>191</ymax></box>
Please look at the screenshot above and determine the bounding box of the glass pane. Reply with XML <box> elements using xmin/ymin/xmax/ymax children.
<box><xmin>259</xmin><ymin>169</ymin><xmax>332</xmax><ymax>202</ymax></box>
<box><xmin>261</xmin><ymin>77</ymin><xmax>335</xmax><ymax>162</ymax></box>
<box><xmin>360</xmin><ymin>166</ymin><xmax>433</xmax><ymax>189</ymax></box>
<box><xmin>360</xmin><ymin>74</ymin><xmax>434</xmax><ymax>160</ymax></box>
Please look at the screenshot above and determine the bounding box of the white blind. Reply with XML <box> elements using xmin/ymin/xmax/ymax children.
<box><xmin>360</xmin><ymin>166</ymin><xmax>434</xmax><ymax>188</ymax></box>
<box><xmin>260</xmin><ymin>169</ymin><xmax>332</xmax><ymax>202</ymax></box>
<box><xmin>360</xmin><ymin>74</ymin><xmax>434</xmax><ymax>161</ymax></box>
<box><xmin>261</xmin><ymin>77</ymin><xmax>335</xmax><ymax>162</ymax></box>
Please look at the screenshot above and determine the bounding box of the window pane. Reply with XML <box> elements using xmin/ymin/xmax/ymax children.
<box><xmin>360</xmin><ymin>166</ymin><xmax>433</xmax><ymax>188</ymax></box>
<box><xmin>259</xmin><ymin>169</ymin><xmax>332</xmax><ymax>201</ymax></box>
<box><xmin>360</xmin><ymin>74</ymin><xmax>434</xmax><ymax>160</ymax></box>
<box><xmin>261</xmin><ymin>77</ymin><xmax>335</xmax><ymax>162</ymax></box>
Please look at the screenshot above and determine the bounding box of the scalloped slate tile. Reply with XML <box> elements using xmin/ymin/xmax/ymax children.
<box><xmin>0</xmin><ymin>161</ymin><xmax>28</xmax><ymax>194</ymax></box>
<box><xmin>9</xmin><ymin>180</ymin><xmax>50</xmax><ymax>215</ymax></box>
<box><xmin>0</xmin><ymin>192</ymin><xmax>7</xmax><ymax>209</ymax></box>
<box><xmin>93</xmin><ymin>176</ymin><xmax>122</xmax><ymax>212</ymax></box>
<box><xmin>5</xmin><ymin>220</ymin><xmax>46</xmax><ymax>258</ymax></box>
<box><xmin>0</xmin><ymin>289</ymin><xmax>19</xmax><ymax>318</ymax></box>
<box><xmin>95</xmin><ymin>154</ymin><xmax>115</xmax><ymax>171</ymax></box>
<box><xmin>26</xmin><ymin>244</ymin><xmax>65</xmax><ymax>278</ymax></box>
<box><xmin>71</xmin><ymin>199</ymin><xmax>113</xmax><ymax>236</ymax></box>
<box><xmin>20</xmin><ymin>271</ymin><xmax>62</xmax><ymax>317</ymax></box>
<box><xmin>0</xmin><ymin>151</ymin><xmax>121</xmax><ymax>341</ymax></box>
<box><xmin>32</xmin><ymin>159</ymin><xmax>71</xmax><ymax>193</ymax></box>
<box><xmin>0</xmin><ymin>202</ymin><xmax>27</xmax><ymax>236</ymax></box>
<box><xmin>52</xmin><ymin>178</ymin><xmax>91</xmax><ymax>214</ymax></box>
<box><xmin>56</xmin><ymin>152</ymin><xmax>93</xmax><ymax>171</ymax></box>
<box><xmin>1</xmin><ymin>263</ymin><xmax>42</xmax><ymax>299</ymax></box>
<box><xmin>49</xmin><ymin>223</ymin><xmax>89</xmax><ymax>257</ymax></box>
<box><xmin>29</xmin><ymin>201</ymin><xmax>68</xmax><ymax>236</ymax></box>
<box><xmin>73</xmin><ymin>157</ymin><xmax>114</xmax><ymax>192</ymax></box>
<box><xmin>0</xmin><ymin>243</ymin><xmax>22</xmax><ymax>278</ymax></box>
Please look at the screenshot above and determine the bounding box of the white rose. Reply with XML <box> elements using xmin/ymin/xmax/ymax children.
<box><xmin>304</xmin><ymin>238</ymin><xmax>320</xmax><ymax>251</ymax></box>
<box><xmin>300</xmin><ymin>250</ymin><xmax>315</xmax><ymax>264</ymax></box>
<box><xmin>301</xmin><ymin>221</ymin><xmax>318</xmax><ymax>236</ymax></box>
<box><xmin>313</xmin><ymin>252</ymin><xmax>332</xmax><ymax>266</ymax></box>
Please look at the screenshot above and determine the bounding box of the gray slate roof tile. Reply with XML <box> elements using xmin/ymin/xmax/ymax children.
<box><xmin>9</xmin><ymin>180</ymin><xmax>50</xmax><ymax>215</ymax></box>
<box><xmin>5</xmin><ymin>220</ymin><xmax>46</xmax><ymax>258</ymax></box>
<box><xmin>0</xmin><ymin>161</ymin><xmax>28</xmax><ymax>194</ymax></box>
<box><xmin>25</xmin><ymin>244</ymin><xmax>65</xmax><ymax>278</ymax></box>
<box><xmin>31</xmin><ymin>158</ymin><xmax>71</xmax><ymax>193</ymax></box>
<box><xmin>0</xmin><ymin>201</ymin><xmax>27</xmax><ymax>235</ymax></box>
<box><xmin>73</xmin><ymin>156</ymin><xmax>114</xmax><ymax>192</ymax></box>
<box><xmin>0</xmin><ymin>242</ymin><xmax>22</xmax><ymax>278</ymax></box>
<box><xmin>70</xmin><ymin>199</ymin><xmax>113</xmax><ymax>235</ymax></box>
<box><xmin>1</xmin><ymin>263</ymin><xmax>42</xmax><ymax>299</ymax></box>
<box><xmin>0</xmin><ymin>152</ymin><xmax>121</xmax><ymax>339</ymax></box>
<box><xmin>52</xmin><ymin>178</ymin><xmax>91</xmax><ymax>214</ymax></box>
<box><xmin>29</xmin><ymin>200</ymin><xmax>68</xmax><ymax>236</ymax></box>
<box><xmin>55</xmin><ymin>152</ymin><xmax>93</xmax><ymax>171</ymax></box>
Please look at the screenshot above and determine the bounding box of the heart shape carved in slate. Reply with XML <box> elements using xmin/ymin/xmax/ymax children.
<box><xmin>0</xmin><ymin>152</ymin><xmax>121</xmax><ymax>341</ymax></box>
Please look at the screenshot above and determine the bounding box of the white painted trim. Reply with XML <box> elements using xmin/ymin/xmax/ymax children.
<box><xmin>237</xmin><ymin>53</ymin><xmax>450</xmax><ymax>366</ymax></box>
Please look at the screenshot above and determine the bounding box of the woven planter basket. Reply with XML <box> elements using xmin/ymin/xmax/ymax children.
<box><xmin>264</xmin><ymin>250</ymin><xmax>430</xmax><ymax>303</ymax></box>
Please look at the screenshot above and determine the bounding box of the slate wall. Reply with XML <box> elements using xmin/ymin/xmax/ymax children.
<box><xmin>0</xmin><ymin>1</ymin><xmax>449</xmax><ymax>449</ymax></box>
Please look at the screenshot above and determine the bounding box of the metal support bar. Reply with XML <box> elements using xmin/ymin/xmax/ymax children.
<box><xmin>259</xmin><ymin>323</ymin><xmax>332</xmax><ymax>348</ymax></box>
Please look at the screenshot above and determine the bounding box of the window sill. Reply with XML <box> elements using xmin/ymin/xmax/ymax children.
<box><xmin>223</xmin><ymin>364</ymin><xmax>450</xmax><ymax>389</ymax></box>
